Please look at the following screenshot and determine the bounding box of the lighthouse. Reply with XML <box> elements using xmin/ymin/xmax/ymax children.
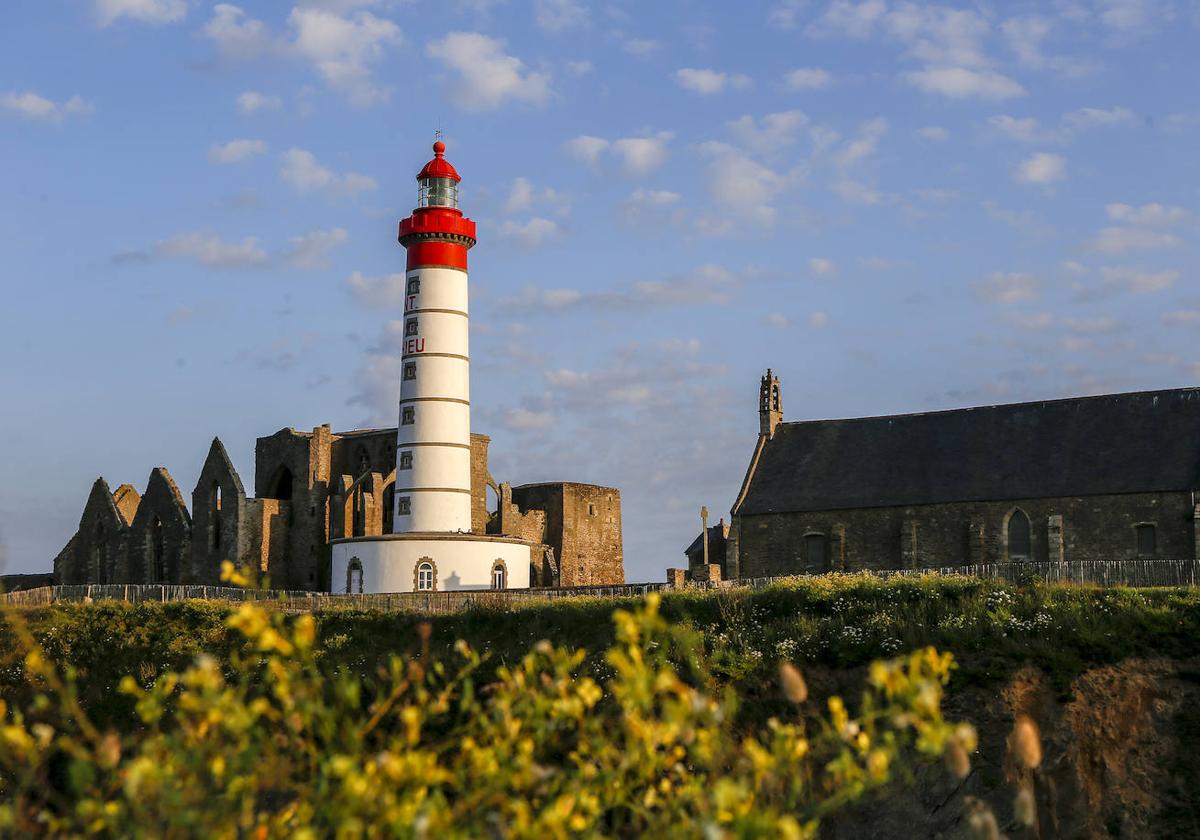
<box><xmin>328</xmin><ymin>140</ymin><xmax>536</xmax><ymax>594</ymax></box>
<box><xmin>395</xmin><ymin>140</ymin><xmax>475</xmax><ymax>533</ymax></box>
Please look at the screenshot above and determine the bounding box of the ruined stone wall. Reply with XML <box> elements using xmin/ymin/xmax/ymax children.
<box><xmin>511</xmin><ymin>483</ymin><xmax>624</xmax><ymax>588</ymax></box>
<box><xmin>191</xmin><ymin>439</ymin><xmax>249</xmax><ymax>585</ymax></box>
<box><xmin>127</xmin><ymin>468</ymin><xmax>191</xmax><ymax>584</ymax></box>
<box><xmin>245</xmin><ymin>498</ymin><xmax>290</xmax><ymax>579</ymax></box>
<box><xmin>254</xmin><ymin>426</ymin><xmax>333</xmax><ymax>590</ymax></box>
<box><xmin>57</xmin><ymin>479</ymin><xmax>134</xmax><ymax>585</ymax></box>
<box><xmin>737</xmin><ymin>491</ymin><xmax>1198</xmax><ymax>578</ymax></box>
<box><xmin>470</xmin><ymin>434</ymin><xmax>492</xmax><ymax>534</ymax></box>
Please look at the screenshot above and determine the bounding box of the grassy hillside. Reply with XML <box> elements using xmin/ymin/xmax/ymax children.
<box><xmin>3</xmin><ymin>574</ymin><xmax>1198</xmax><ymax>728</ymax></box>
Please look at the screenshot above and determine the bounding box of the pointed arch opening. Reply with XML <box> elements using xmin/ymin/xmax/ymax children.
<box><xmin>266</xmin><ymin>465</ymin><xmax>294</xmax><ymax>500</ymax></box>
<box><xmin>1005</xmin><ymin>509</ymin><xmax>1031</xmax><ymax>561</ymax></box>
<box><xmin>149</xmin><ymin>516</ymin><xmax>166</xmax><ymax>583</ymax></box>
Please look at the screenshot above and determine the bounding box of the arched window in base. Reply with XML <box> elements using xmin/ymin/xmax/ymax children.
<box><xmin>491</xmin><ymin>559</ymin><xmax>508</xmax><ymax>590</ymax></box>
<box><xmin>414</xmin><ymin>558</ymin><xmax>437</xmax><ymax>592</ymax></box>
<box><xmin>346</xmin><ymin>558</ymin><xmax>364</xmax><ymax>594</ymax></box>
<box><xmin>1005</xmin><ymin>509</ymin><xmax>1032</xmax><ymax>561</ymax></box>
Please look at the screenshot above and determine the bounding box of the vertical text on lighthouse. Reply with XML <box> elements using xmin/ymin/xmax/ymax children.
<box><xmin>394</xmin><ymin>141</ymin><xmax>477</xmax><ymax>533</ymax></box>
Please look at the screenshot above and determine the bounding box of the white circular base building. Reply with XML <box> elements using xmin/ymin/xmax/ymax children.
<box><xmin>330</xmin><ymin>533</ymin><xmax>533</xmax><ymax>594</ymax></box>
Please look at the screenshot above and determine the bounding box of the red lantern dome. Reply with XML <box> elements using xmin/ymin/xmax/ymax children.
<box><xmin>416</xmin><ymin>140</ymin><xmax>461</xmax><ymax>183</ymax></box>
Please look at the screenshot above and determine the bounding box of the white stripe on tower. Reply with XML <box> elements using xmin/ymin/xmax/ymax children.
<box><xmin>394</xmin><ymin>140</ymin><xmax>476</xmax><ymax>533</ymax></box>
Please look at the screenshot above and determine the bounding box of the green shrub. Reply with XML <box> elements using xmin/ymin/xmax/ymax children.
<box><xmin>0</xmin><ymin>594</ymin><xmax>972</xmax><ymax>838</ymax></box>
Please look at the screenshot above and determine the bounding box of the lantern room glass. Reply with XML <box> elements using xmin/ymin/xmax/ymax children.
<box><xmin>418</xmin><ymin>177</ymin><xmax>458</xmax><ymax>208</ymax></box>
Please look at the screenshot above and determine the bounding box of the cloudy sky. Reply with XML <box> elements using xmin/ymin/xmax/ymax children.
<box><xmin>1</xmin><ymin>0</ymin><xmax>1198</xmax><ymax>580</ymax></box>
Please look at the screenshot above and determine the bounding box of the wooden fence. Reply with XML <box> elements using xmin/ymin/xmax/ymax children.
<box><xmin>3</xmin><ymin>559</ymin><xmax>1198</xmax><ymax>615</ymax></box>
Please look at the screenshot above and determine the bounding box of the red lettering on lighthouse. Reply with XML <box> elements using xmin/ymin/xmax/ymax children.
<box><xmin>405</xmin><ymin>338</ymin><xmax>425</xmax><ymax>354</ymax></box>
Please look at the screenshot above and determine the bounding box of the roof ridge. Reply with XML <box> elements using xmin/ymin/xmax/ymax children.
<box><xmin>780</xmin><ymin>385</ymin><xmax>1200</xmax><ymax>428</ymax></box>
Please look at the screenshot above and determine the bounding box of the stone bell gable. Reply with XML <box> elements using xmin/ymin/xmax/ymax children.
<box><xmin>54</xmin><ymin>478</ymin><xmax>134</xmax><ymax>585</ymax></box>
<box><xmin>190</xmin><ymin>437</ymin><xmax>249</xmax><ymax>584</ymax></box>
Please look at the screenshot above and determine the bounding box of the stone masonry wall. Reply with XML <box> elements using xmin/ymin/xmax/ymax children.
<box><xmin>737</xmin><ymin>491</ymin><xmax>1198</xmax><ymax>578</ymax></box>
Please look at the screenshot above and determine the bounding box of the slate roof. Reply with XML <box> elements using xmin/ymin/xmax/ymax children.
<box><xmin>736</xmin><ymin>387</ymin><xmax>1200</xmax><ymax>516</ymax></box>
<box><xmin>684</xmin><ymin>524</ymin><xmax>729</xmax><ymax>556</ymax></box>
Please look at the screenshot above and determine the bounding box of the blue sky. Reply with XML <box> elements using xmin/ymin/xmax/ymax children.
<box><xmin>1</xmin><ymin>0</ymin><xmax>1198</xmax><ymax>581</ymax></box>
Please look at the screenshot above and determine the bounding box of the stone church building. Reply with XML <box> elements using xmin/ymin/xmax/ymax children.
<box><xmin>698</xmin><ymin>371</ymin><xmax>1200</xmax><ymax>580</ymax></box>
<box><xmin>54</xmin><ymin>424</ymin><xmax>624</xmax><ymax>591</ymax></box>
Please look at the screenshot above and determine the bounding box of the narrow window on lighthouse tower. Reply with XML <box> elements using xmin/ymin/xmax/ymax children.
<box><xmin>397</xmin><ymin>496</ymin><xmax>411</xmax><ymax>516</ymax></box>
<box><xmin>401</xmin><ymin>407</ymin><xmax>415</xmax><ymax>425</ymax></box>
<box><xmin>405</xmin><ymin>318</ymin><xmax>418</xmax><ymax>337</ymax></box>
<box><xmin>403</xmin><ymin>362</ymin><xmax>417</xmax><ymax>381</ymax></box>
<box><xmin>399</xmin><ymin>451</ymin><xmax>413</xmax><ymax>470</ymax></box>
<box><xmin>406</xmin><ymin>278</ymin><xmax>420</xmax><ymax>295</ymax></box>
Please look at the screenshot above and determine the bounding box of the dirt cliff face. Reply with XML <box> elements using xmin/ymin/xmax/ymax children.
<box><xmin>824</xmin><ymin>658</ymin><xmax>1200</xmax><ymax>839</ymax></box>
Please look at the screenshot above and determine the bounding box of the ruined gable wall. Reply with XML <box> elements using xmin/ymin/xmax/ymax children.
<box><xmin>470</xmin><ymin>434</ymin><xmax>492</xmax><ymax>534</ymax></box>
<box><xmin>737</xmin><ymin>491</ymin><xmax>1198</xmax><ymax>579</ymax></box>
<box><xmin>127</xmin><ymin>468</ymin><xmax>191</xmax><ymax>584</ymax></box>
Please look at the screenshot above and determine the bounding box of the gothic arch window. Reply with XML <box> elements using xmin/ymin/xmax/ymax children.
<box><xmin>346</xmin><ymin>558</ymin><xmax>364</xmax><ymax>594</ymax></box>
<box><xmin>209</xmin><ymin>482</ymin><xmax>224</xmax><ymax>553</ymax></box>
<box><xmin>267</xmin><ymin>466</ymin><xmax>294</xmax><ymax>500</ymax></box>
<box><xmin>414</xmin><ymin>558</ymin><xmax>437</xmax><ymax>592</ymax></box>
<box><xmin>804</xmin><ymin>532</ymin><xmax>828</xmax><ymax>571</ymax></box>
<box><xmin>94</xmin><ymin>521</ymin><xmax>108</xmax><ymax>584</ymax></box>
<box><xmin>356</xmin><ymin>447</ymin><xmax>371</xmax><ymax>479</ymax></box>
<box><xmin>1005</xmin><ymin>509</ymin><xmax>1032</xmax><ymax>561</ymax></box>
<box><xmin>352</xmin><ymin>485</ymin><xmax>367</xmax><ymax>538</ymax></box>
<box><xmin>150</xmin><ymin>516</ymin><xmax>166</xmax><ymax>583</ymax></box>
<box><xmin>491</xmin><ymin>559</ymin><xmax>508</xmax><ymax>590</ymax></box>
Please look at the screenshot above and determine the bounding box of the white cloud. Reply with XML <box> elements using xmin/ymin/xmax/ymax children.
<box><xmin>564</xmin><ymin>135</ymin><xmax>609</xmax><ymax>166</ymax></box>
<box><xmin>204</xmin><ymin>5</ymin><xmax>401</xmax><ymax>105</ymax></box>
<box><xmin>208</xmin><ymin>138</ymin><xmax>268</xmax><ymax>164</ymax></box>
<box><xmin>498</xmin><ymin>217</ymin><xmax>562</xmax><ymax>248</ymax></box>
<box><xmin>96</xmin><ymin>0</ymin><xmax>185</xmax><ymax>26</ymax></box>
<box><xmin>346</xmin><ymin>271</ymin><xmax>408</xmax><ymax>308</ymax></box>
<box><xmin>808</xmin><ymin>311</ymin><xmax>830</xmax><ymax>328</ymax></box>
<box><xmin>287</xmin><ymin>7</ymin><xmax>401</xmax><ymax>105</ymax></box>
<box><xmin>1001</xmin><ymin>15</ymin><xmax>1095</xmax><ymax>77</ymax></box>
<box><xmin>975</xmin><ymin>272</ymin><xmax>1040</xmax><ymax>304</ymax></box>
<box><xmin>726</xmin><ymin>110</ymin><xmax>808</xmax><ymax>155</ymax></box>
<box><xmin>566</xmin><ymin>60</ymin><xmax>593</xmax><ymax>75</ymax></box>
<box><xmin>1105</xmin><ymin>203</ymin><xmax>1192</xmax><ymax>226</ymax></box>
<box><xmin>503</xmin><ymin>407</ymin><xmax>556</xmax><ymax>432</ymax></box>
<box><xmin>809</xmin><ymin>258</ymin><xmax>837</xmax><ymax>276</ymax></box>
<box><xmin>1014</xmin><ymin>152</ymin><xmax>1066</xmax><ymax>185</ymax></box>
<box><xmin>832</xmin><ymin>179</ymin><xmax>890</xmax><ymax>206</ymax></box>
<box><xmin>503</xmin><ymin>177</ymin><xmax>571</xmax><ymax>216</ymax></box>
<box><xmin>769</xmin><ymin>0</ymin><xmax>809</xmax><ymax>29</ymax></box>
<box><xmin>1061</xmin><ymin>106</ymin><xmax>1135</xmax><ymax>130</ymax></box>
<box><xmin>534</xmin><ymin>0</ymin><xmax>588</xmax><ymax>34</ymax></box>
<box><xmin>1</xmin><ymin>92</ymin><xmax>94</xmax><ymax>121</ymax></box>
<box><xmin>917</xmin><ymin>125</ymin><xmax>949</xmax><ymax>141</ymax></box>
<box><xmin>834</xmin><ymin>116</ymin><xmax>888</xmax><ymax>167</ymax></box>
<box><xmin>784</xmin><ymin>68</ymin><xmax>832</xmax><ymax>90</ymax></box>
<box><xmin>427</xmin><ymin>32</ymin><xmax>550</xmax><ymax>110</ymax></box>
<box><xmin>282</xmin><ymin>227</ymin><xmax>348</xmax><ymax>268</ymax></box>
<box><xmin>697</xmin><ymin>143</ymin><xmax>784</xmax><ymax>227</ymax></box>
<box><xmin>764</xmin><ymin>312</ymin><xmax>790</xmax><ymax>328</ymax></box>
<box><xmin>204</xmin><ymin>4</ymin><xmax>272</xmax><ymax>60</ymax></box>
<box><xmin>1099</xmin><ymin>265</ymin><xmax>1179</xmax><ymax>293</ymax></box>
<box><xmin>498</xmin><ymin>264</ymin><xmax>741</xmax><ymax>311</ymax></box>
<box><xmin>622</xmin><ymin>38</ymin><xmax>660</xmax><ymax>56</ymax></box>
<box><xmin>236</xmin><ymin>91</ymin><xmax>282</xmax><ymax>114</ymax></box>
<box><xmin>907</xmin><ymin>67</ymin><xmax>1025</xmax><ymax>100</ymax></box>
<box><xmin>675</xmin><ymin>68</ymin><xmax>752</xmax><ymax>95</ymax></box>
<box><xmin>611</xmin><ymin>133</ymin><xmax>672</xmax><ymax>176</ymax></box>
<box><xmin>1088</xmin><ymin>227</ymin><xmax>1180</xmax><ymax>254</ymax></box>
<box><xmin>117</xmin><ymin>231</ymin><xmax>269</xmax><ymax>269</ymax></box>
<box><xmin>1163</xmin><ymin>310</ymin><xmax>1200</xmax><ymax>327</ymax></box>
<box><xmin>279</xmin><ymin>148</ymin><xmax>377</xmax><ymax>195</ymax></box>
<box><xmin>988</xmin><ymin>115</ymin><xmax>1042</xmax><ymax>143</ymax></box>
<box><xmin>618</xmin><ymin>189</ymin><xmax>684</xmax><ymax>227</ymax></box>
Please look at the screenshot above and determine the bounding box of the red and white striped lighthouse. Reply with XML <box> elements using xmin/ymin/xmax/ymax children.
<box><xmin>394</xmin><ymin>140</ymin><xmax>476</xmax><ymax>533</ymax></box>
<box><xmin>328</xmin><ymin>140</ymin><xmax>535</xmax><ymax>595</ymax></box>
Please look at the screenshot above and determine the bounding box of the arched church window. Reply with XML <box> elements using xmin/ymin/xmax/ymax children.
<box><xmin>267</xmin><ymin>466</ymin><xmax>294</xmax><ymax>500</ymax></box>
<box><xmin>1007</xmin><ymin>510</ymin><xmax>1031</xmax><ymax>561</ymax></box>
<box><xmin>211</xmin><ymin>483</ymin><xmax>222</xmax><ymax>552</ymax></box>
<box><xmin>492</xmin><ymin>560</ymin><xmax>507</xmax><ymax>590</ymax></box>
<box><xmin>94</xmin><ymin>521</ymin><xmax>108</xmax><ymax>584</ymax></box>
<box><xmin>347</xmin><ymin>558</ymin><xmax>364</xmax><ymax>594</ymax></box>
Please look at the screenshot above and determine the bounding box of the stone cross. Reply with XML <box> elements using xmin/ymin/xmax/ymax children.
<box><xmin>701</xmin><ymin>505</ymin><xmax>710</xmax><ymax>568</ymax></box>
